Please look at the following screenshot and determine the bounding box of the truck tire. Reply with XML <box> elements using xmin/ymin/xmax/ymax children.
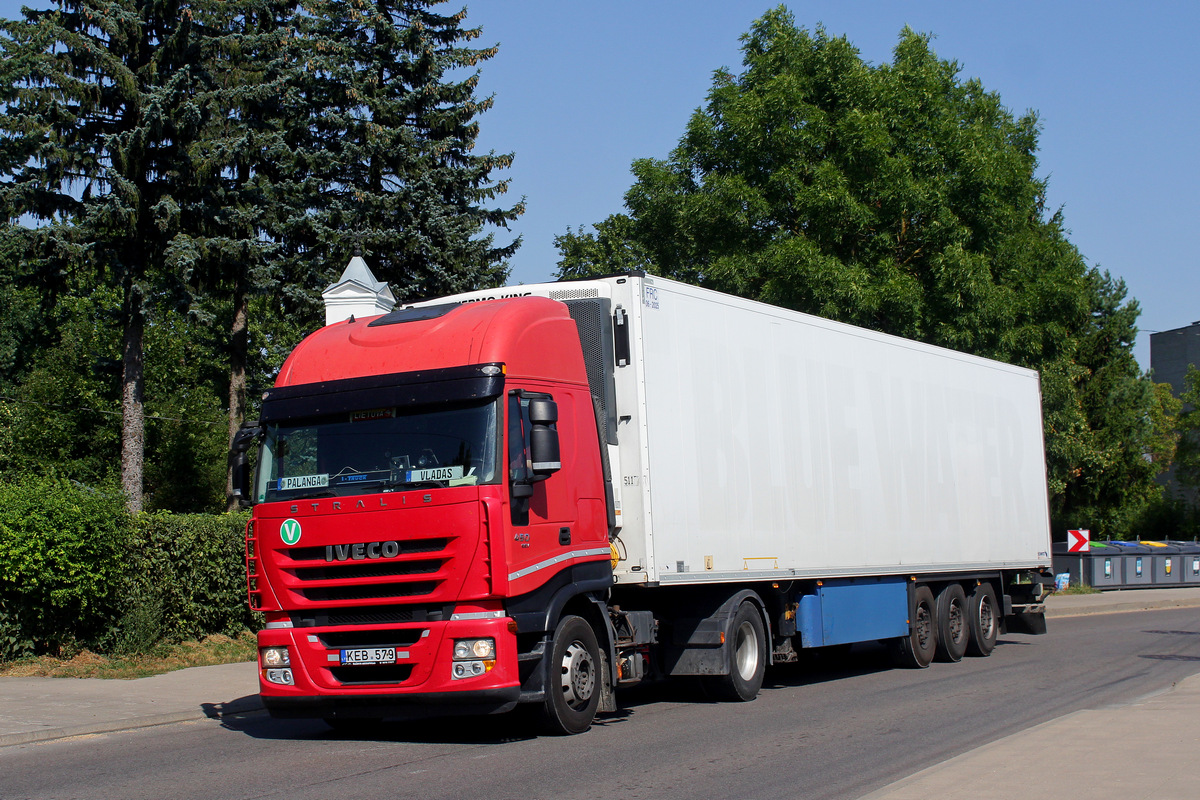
<box><xmin>966</xmin><ymin>582</ymin><xmax>1000</xmax><ymax>657</ymax></box>
<box><xmin>540</xmin><ymin>615</ymin><xmax>601</xmax><ymax>735</ymax></box>
<box><xmin>889</xmin><ymin>585</ymin><xmax>937</xmax><ymax>668</ymax></box>
<box><xmin>703</xmin><ymin>600</ymin><xmax>767</xmax><ymax>701</ymax></box>
<box><xmin>934</xmin><ymin>584</ymin><xmax>969</xmax><ymax>662</ymax></box>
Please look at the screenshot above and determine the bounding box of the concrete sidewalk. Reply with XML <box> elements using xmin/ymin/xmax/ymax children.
<box><xmin>0</xmin><ymin>661</ymin><xmax>262</xmax><ymax>747</ymax></box>
<box><xmin>2</xmin><ymin>587</ymin><xmax>1200</xmax><ymax>799</ymax></box>
<box><xmin>860</xmin><ymin>671</ymin><xmax>1200</xmax><ymax>800</ymax></box>
<box><xmin>1041</xmin><ymin>585</ymin><xmax>1200</xmax><ymax>618</ymax></box>
<box><xmin>863</xmin><ymin>586</ymin><xmax>1200</xmax><ymax>800</ymax></box>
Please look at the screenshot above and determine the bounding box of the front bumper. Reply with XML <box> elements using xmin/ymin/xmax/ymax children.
<box><xmin>256</xmin><ymin>616</ymin><xmax>521</xmax><ymax>720</ymax></box>
<box><xmin>263</xmin><ymin>686</ymin><xmax>521</xmax><ymax>720</ymax></box>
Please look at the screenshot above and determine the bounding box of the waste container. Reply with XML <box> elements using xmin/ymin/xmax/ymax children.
<box><xmin>1168</xmin><ymin>541</ymin><xmax>1200</xmax><ymax>587</ymax></box>
<box><xmin>1143</xmin><ymin>541</ymin><xmax>1183</xmax><ymax>586</ymax></box>
<box><xmin>1084</xmin><ymin>542</ymin><xmax>1123</xmax><ymax>588</ymax></box>
<box><xmin>1105</xmin><ymin>541</ymin><xmax>1154</xmax><ymax>587</ymax></box>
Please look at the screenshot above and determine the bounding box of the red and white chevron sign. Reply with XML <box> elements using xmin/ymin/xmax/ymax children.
<box><xmin>1067</xmin><ymin>529</ymin><xmax>1090</xmax><ymax>553</ymax></box>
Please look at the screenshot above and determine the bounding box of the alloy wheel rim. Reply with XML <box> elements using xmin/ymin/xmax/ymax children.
<box><xmin>734</xmin><ymin>620</ymin><xmax>759</xmax><ymax>680</ymax></box>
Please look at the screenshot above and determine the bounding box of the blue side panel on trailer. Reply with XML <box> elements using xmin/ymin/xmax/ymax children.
<box><xmin>797</xmin><ymin>576</ymin><xmax>910</xmax><ymax>647</ymax></box>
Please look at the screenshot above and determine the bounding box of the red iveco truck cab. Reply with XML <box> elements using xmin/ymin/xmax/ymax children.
<box><xmin>234</xmin><ymin>273</ymin><xmax>1054</xmax><ymax>735</ymax></box>
<box><xmin>240</xmin><ymin>295</ymin><xmax>615</xmax><ymax>734</ymax></box>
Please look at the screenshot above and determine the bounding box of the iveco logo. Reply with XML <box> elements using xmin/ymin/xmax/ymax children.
<box><xmin>325</xmin><ymin>541</ymin><xmax>402</xmax><ymax>562</ymax></box>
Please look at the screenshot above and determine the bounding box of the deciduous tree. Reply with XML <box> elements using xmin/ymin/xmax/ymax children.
<box><xmin>557</xmin><ymin>7</ymin><xmax>1165</xmax><ymax>536</ymax></box>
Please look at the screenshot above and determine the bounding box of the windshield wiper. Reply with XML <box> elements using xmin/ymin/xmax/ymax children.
<box><xmin>384</xmin><ymin>479</ymin><xmax>447</xmax><ymax>490</ymax></box>
<box><xmin>284</xmin><ymin>490</ymin><xmax>338</xmax><ymax>500</ymax></box>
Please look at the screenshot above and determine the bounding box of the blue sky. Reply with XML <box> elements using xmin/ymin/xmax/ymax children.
<box><xmin>3</xmin><ymin>1</ymin><xmax>1196</xmax><ymax>369</ymax></box>
<box><xmin>463</xmin><ymin>1</ymin><xmax>1199</xmax><ymax>370</ymax></box>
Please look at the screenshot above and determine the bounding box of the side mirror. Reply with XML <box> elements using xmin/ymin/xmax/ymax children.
<box><xmin>528</xmin><ymin>399</ymin><xmax>557</xmax><ymax>425</ymax></box>
<box><xmin>229</xmin><ymin>420</ymin><xmax>263</xmax><ymax>507</ymax></box>
<box><xmin>527</xmin><ymin>400</ymin><xmax>560</xmax><ymax>476</ymax></box>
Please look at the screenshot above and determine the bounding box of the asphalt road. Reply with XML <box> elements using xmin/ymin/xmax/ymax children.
<box><xmin>4</xmin><ymin>607</ymin><xmax>1200</xmax><ymax>800</ymax></box>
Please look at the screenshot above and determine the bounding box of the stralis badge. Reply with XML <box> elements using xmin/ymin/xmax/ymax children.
<box><xmin>280</xmin><ymin>518</ymin><xmax>302</xmax><ymax>545</ymax></box>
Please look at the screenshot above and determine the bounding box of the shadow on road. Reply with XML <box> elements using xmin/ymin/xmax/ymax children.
<box><xmin>1140</xmin><ymin>654</ymin><xmax>1200</xmax><ymax>662</ymax></box>
<box><xmin>217</xmin><ymin>708</ymin><xmax>546</xmax><ymax>744</ymax></box>
<box><xmin>212</xmin><ymin>636</ymin><xmax>1044</xmax><ymax>745</ymax></box>
<box><xmin>200</xmin><ymin>696</ymin><xmax>266</xmax><ymax>719</ymax></box>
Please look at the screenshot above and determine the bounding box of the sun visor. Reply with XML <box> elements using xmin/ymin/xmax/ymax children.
<box><xmin>261</xmin><ymin>363</ymin><xmax>504</xmax><ymax>423</ymax></box>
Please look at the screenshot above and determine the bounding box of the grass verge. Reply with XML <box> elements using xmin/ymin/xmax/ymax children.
<box><xmin>1056</xmin><ymin>584</ymin><xmax>1102</xmax><ymax>595</ymax></box>
<box><xmin>0</xmin><ymin>631</ymin><xmax>258</xmax><ymax>680</ymax></box>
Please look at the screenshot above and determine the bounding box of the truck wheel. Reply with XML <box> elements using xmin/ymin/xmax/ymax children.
<box><xmin>703</xmin><ymin>600</ymin><xmax>766</xmax><ymax>701</ymax></box>
<box><xmin>966</xmin><ymin>582</ymin><xmax>1000</xmax><ymax>657</ymax></box>
<box><xmin>934</xmin><ymin>584</ymin><xmax>969</xmax><ymax>662</ymax></box>
<box><xmin>889</xmin><ymin>585</ymin><xmax>937</xmax><ymax>668</ymax></box>
<box><xmin>540</xmin><ymin>615</ymin><xmax>601</xmax><ymax>735</ymax></box>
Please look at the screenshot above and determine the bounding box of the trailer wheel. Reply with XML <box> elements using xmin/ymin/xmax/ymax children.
<box><xmin>934</xmin><ymin>584</ymin><xmax>969</xmax><ymax>662</ymax></box>
<box><xmin>540</xmin><ymin>615</ymin><xmax>601</xmax><ymax>735</ymax></box>
<box><xmin>889</xmin><ymin>585</ymin><xmax>937</xmax><ymax>668</ymax></box>
<box><xmin>703</xmin><ymin>600</ymin><xmax>766</xmax><ymax>701</ymax></box>
<box><xmin>966</xmin><ymin>582</ymin><xmax>1000</xmax><ymax>657</ymax></box>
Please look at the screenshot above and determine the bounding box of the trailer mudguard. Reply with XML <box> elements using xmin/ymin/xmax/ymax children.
<box><xmin>658</xmin><ymin>588</ymin><xmax>771</xmax><ymax>676</ymax></box>
<box><xmin>1005</xmin><ymin>608</ymin><xmax>1048</xmax><ymax>635</ymax></box>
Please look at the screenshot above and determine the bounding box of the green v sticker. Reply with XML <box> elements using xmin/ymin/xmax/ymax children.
<box><xmin>280</xmin><ymin>518</ymin><xmax>302</xmax><ymax>545</ymax></box>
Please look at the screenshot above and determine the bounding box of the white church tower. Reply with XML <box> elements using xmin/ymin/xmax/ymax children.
<box><xmin>321</xmin><ymin>254</ymin><xmax>396</xmax><ymax>326</ymax></box>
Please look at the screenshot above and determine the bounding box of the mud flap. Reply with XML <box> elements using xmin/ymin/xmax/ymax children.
<box><xmin>1005</xmin><ymin>607</ymin><xmax>1047</xmax><ymax>635</ymax></box>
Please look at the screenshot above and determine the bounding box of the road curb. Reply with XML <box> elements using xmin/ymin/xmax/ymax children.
<box><xmin>0</xmin><ymin>699</ymin><xmax>266</xmax><ymax>748</ymax></box>
<box><xmin>1046</xmin><ymin>595</ymin><xmax>1200</xmax><ymax>619</ymax></box>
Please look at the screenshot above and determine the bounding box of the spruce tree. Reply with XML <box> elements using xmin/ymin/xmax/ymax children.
<box><xmin>189</xmin><ymin>0</ymin><xmax>301</xmax><ymax>508</ymax></box>
<box><xmin>2</xmin><ymin>0</ymin><xmax>522</xmax><ymax>511</ymax></box>
<box><xmin>191</xmin><ymin>0</ymin><xmax>524</xmax><ymax>507</ymax></box>
<box><xmin>284</xmin><ymin>0</ymin><xmax>522</xmax><ymax>302</ymax></box>
<box><xmin>1</xmin><ymin>0</ymin><xmax>211</xmax><ymax>511</ymax></box>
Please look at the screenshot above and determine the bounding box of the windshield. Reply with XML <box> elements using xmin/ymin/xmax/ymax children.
<box><xmin>255</xmin><ymin>399</ymin><xmax>500</xmax><ymax>502</ymax></box>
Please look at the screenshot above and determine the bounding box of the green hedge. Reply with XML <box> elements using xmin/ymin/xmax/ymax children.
<box><xmin>0</xmin><ymin>474</ymin><xmax>256</xmax><ymax>660</ymax></box>
<box><xmin>115</xmin><ymin>511</ymin><xmax>258</xmax><ymax>653</ymax></box>
<box><xmin>0</xmin><ymin>475</ymin><xmax>130</xmax><ymax>658</ymax></box>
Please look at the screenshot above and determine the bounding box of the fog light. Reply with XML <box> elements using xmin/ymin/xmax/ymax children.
<box><xmin>453</xmin><ymin>638</ymin><xmax>495</xmax><ymax>660</ymax></box>
<box><xmin>266</xmin><ymin>668</ymin><xmax>294</xmax><ymax>685</ymax></box>
<box><xmin>261</xmin><ymin>646</ymin><xmax>290</xmax><ymax>667</ymax></box>
<box><xmin>451</xmin><ymin>660</ymin><xmax>495</xmax><ymax>680</ymax></box>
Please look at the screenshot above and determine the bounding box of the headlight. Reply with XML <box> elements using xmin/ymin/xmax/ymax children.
<box><xmin>451</xmin><ymin>638</ymin><xmax>496</xmax><ymax>680</ymax></box>
<box><xmin>453</xmin><ymin>638</ymin><xmax>495</xmax><ymax>660</ymax></box>
<box><xmin>261</xmin><ymin>646</ymin><xmax>290</xmax><ymax>667</ymax></box>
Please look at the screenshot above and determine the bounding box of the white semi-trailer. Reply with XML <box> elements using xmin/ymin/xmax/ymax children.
<box><xmin>240</xmin><ymin>272</ymin><xmax>1053</xmax><ymax>734</ymax></box>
